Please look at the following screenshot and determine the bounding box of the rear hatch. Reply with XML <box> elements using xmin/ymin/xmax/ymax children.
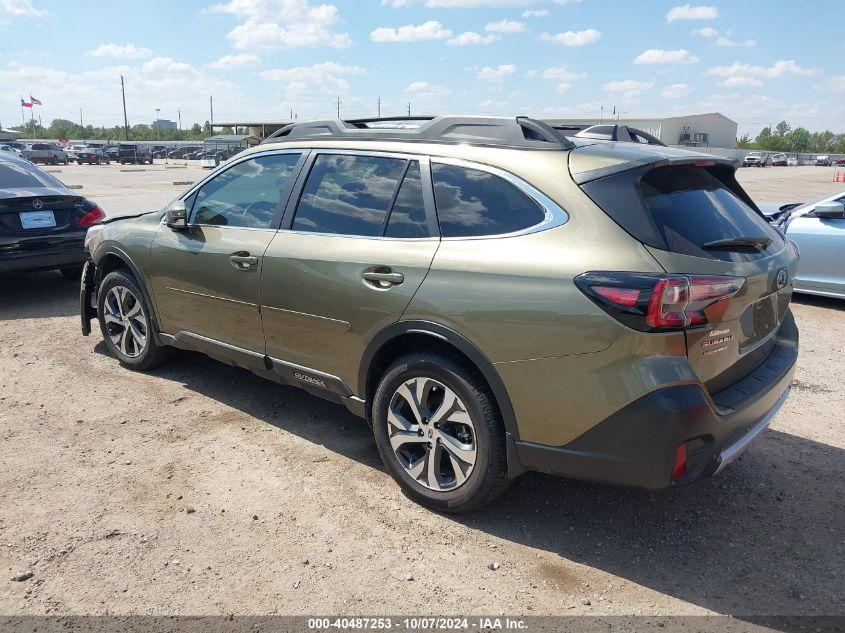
<box><xmin>571</xmin><ymin>143</ymin><xmax>798</xmax><ymax>392</ymax></box>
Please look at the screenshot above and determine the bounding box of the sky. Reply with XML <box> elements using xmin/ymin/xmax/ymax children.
<box><xmin>0</xmin><ymin>0</ymin><xmax>843</xmax><ymax>137</ymax></box>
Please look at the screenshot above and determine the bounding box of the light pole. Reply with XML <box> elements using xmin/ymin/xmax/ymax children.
<box><xmin>155</xmin><ymin>108</ymin><xmax>160</xmax><ymax>142</ymax></box>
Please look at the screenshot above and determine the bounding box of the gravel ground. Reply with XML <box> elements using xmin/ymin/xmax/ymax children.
<box><xmin>0</xmin><ymin>163</ymin><xmax>842</xmax><ymax>618</ymax></box>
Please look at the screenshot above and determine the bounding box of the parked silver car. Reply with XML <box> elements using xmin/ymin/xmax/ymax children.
<box><xmin>760</xmin><ymin>193</ymin><xmax>845</xmax><ymax>299</ymax></box>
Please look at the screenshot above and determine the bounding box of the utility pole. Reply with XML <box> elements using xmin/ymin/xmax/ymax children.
<box><xmin>337</xmin><ymin>96</ymin><xmax>341</xmax><ymax>119</ymax></box>
<box><xmin>209</xmin><ymin>95</ymin><xmax>214</xmax><ymax>131</ymax></box>
<box><xmin>377</xmin><ymin>97</ymin><xmax>381</xmax><ymax>118</ymax></box>
<box><xmin>120</xmin><ymin>75</ymin><xmax>129</xmax><ymax>140</ymax></box>
<box><xmin>407</xmin><ymin>102</ymin><xmax>411</xmax><ymax>117</ymax></box>
<box><xmin>80</xmin><ymin>109</ymin><xmax>84</xmax><ymax>143</ymax></box>
<box><xmin>155</xmin><ymin>108</ymin><xmax>160</xmax><ymax>142</ymax></box>
<box><xmin>178</xmin><ymin>109</ymin><xmax>182</xmax><ymax>141</ymax></box>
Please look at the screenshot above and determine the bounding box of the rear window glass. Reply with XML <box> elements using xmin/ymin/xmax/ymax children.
<box><xmin>583</xmin><ymin>165</ymin><xmax>783</xmax><ymax>261</ymax></box>
<box><xmin>0</xmin><ymin>159</ymin><xmax>65</xmax><ymax>189</ymax></box>
<box><xmin>432</xmin><ymin>163</ymin><xmax>546</xmax><ymax>238</ymax></box>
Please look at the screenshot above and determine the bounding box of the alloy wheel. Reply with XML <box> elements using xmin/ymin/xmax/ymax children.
<box><xmin>387</xmin><ymin>377</ymin><xmax>477</xmax><ymax>492</ymax></box>
<box><xmin>103</xmin><ymin>286</ymin><xmax>147</xmax><ymax>358</ymax></box>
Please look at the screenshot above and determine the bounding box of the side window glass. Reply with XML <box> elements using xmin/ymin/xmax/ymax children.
<box><xmin>191</xmin><ymin>153</ymin><xmax>301</xmax><ymax>229</ymax></box>
<box><xmin>431</xmin><ymin>163</ymin><xmax>546</xmax><ymax>238</ymax></box>
<box><xmin>385</xmin><ymin>162</ymin><xmax>429</xmax><ymax>238</ymax></box>
<box><xmin>293</xmin><ymin>154</ymin><xmax>407</xmax><ymax>237</ymax></box>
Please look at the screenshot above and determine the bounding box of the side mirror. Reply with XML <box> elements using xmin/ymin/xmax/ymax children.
<box><xmin>166</xmin><ymin>201</ymin><xmax>188</xmax><ymax>229</ymax></box>
<box><xmin>814</xmin><ymin>201</ymin><xmax>845</xmax><ymax>219</ymax></box>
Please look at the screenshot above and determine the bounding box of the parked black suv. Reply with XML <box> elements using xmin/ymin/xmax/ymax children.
<box><xmin>118</xmin><ymin>144</ymin><xmax>153</xmax><ymax>165</ymax></box>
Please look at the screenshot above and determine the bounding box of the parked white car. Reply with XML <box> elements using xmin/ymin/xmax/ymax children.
<box><xmin>771</xmin><ymin>153</ymin><xmax>787</xmax><ymax>166</ymax></box>
<box><xmin>0</xmin><ymin>144</ymin><xmax>23</xmax><ymax>158</ymax></box>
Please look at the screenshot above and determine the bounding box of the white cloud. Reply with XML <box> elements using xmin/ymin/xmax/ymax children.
<box><xmin>447</xmin><ymin>31</ymin><xmax>498</xmax><ymax>45</ymax></box>
<box><xmin>716</xmin><ymin>36</ymin><xmax>756</xmax><ymax>48</ymax></box>
<box><xmin>370</xmin><ymin>21</ymin><xmax>452</xmax><ymax>42</ymax></box>
<box><xmin>142</xmin><ymin>57</ymin><xmax>196</xmax><ymax>75</ymax></box>
<box><xmin>540</xmin><ymin>28</ymin><xmax>601</xmax><ymax>46</ymax></box>
<box><xmin>604</xmin><ymin>79</ymin><xmax>654</xmax><ymax>103</ymax></box>
<box><xmin>707</xmin><ymin>59</ymin><xmax>817</xmax><ymax>88</ymax></box>
<box><xmin>259</xmin><ymin>61</ymin><xmax>365</xmax><ymax>95</ymax></box>
<box><xmin>527</xmin><ymin>65</ymin><xmax>587</xmax><ymax>80</ymax></box>
<box><xmin>604</xmin><ymin>79</ymin><xmax>654</xmax><ymax>93</ymax></box>
<box><xmin>634</xmin><ymin>48</ymin><xmax>699</xmax><ymax>65</ymax></box>
<box><xmin>665</xmin><ymin>4</ymin><xmax>718</xmax><ymax>22</ymax></box>
<box><xmin>478</xmin><ymin>64</ymin><xmax>516</xmax><ymax>82</ymax></box>
<box><xmin>405</xmin><ymin>81</ymin><xmax>451</xmax><ymax>96</ymax></box>
<box><xmin>86</xmin><ymin>43</ymin><xmax>153</xmax><ymax>60</ymax></box>
<box><xmin>556</xmin><ymin>82</ymin><xmax>571</xmax><ymax>93</ymax></box>
<box><xmin>661</xmin><ymin>83</ymin><xmax>694</xmax><ymax>98</ymax></box>
<box><xmin>691</xmin><ymin>26</ymin><xmax>718</xmax><ymax>37</ymax></box>
<box><xmin>522</xmin><ymin>9</ymin><xmax>549</xmax><ymax>17</ymax></box>
<box><xmin>210</xmin><ymin>53</ymin><xmax>262</xmax><ymax>70</ymax></box>
<box><xmin>0</xmin><ymin>0</ymin><xmax>43</xmax><ymax>22</ymax></box>
<box><xmin>0</xmin><ymin>60</ymin><xmax>239</xmax><ymax>128</ymax></box>
<box><xmin>485</xmin><ymin>19</ymin><xmax>526</xmax><ymax>33</ymax></box>
<box><xmin>207</xmin><ymin>0</ymin><xmax>352</xmax><ymax>50</ymax></box>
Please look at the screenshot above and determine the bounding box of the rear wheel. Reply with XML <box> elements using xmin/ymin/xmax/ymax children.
<box><xmin>51</xmin><ymin>156</ymin><xmax>58</xmax><ymax>165</ymax></box>
<box><xmin>97</xmin><ymin>270</ymin><xmax>169</xmax><ymax>370</ymax></box>
<box><xmin>372</xmin><ymin>352</ymin><xmax>509</xmax><ymax>514</ymax></box>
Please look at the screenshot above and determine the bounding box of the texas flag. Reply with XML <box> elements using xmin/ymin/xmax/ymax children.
<box><xmin>21</xmin><ymin>98</ymin><xmax>32</xmax><ymax>108</ymax></box>
<box><xmin>30</xmin><ymin>95</ymin><xmax>42</xmax><ymax>106</ymax></box>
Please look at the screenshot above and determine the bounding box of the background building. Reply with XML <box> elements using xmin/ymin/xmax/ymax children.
<box><xmin>542</xmin><ymin>112</ymin><xmax>738</xmax><ymax>149</ymax></box>
<box><xmin>152</xmin><ymin>119</ymin><xmax>177</xmax><ymax>130</ymax></box>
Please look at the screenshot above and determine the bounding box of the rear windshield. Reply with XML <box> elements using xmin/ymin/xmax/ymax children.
<box><xmin>583</xmin><ymin>165</ymin><xmax>784</xmax><ymax>261</ymax></box>
<box><xmin>0</xmin><ymin>159</ymin><xmax>65</xmax><ymax>189</ymax></box>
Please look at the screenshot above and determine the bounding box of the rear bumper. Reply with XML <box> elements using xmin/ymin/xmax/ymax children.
<box><xmin>511</xmin><ymin>311</ymin><xmax>798</xmax><ymax>489</ymax></box>
<box><xmin>0</xmin><ymin>238</ymin><xmax>86</xmax><ymax>273</ymax></box>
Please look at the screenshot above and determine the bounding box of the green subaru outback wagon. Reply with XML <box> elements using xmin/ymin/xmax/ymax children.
<box><xmin>80</xmin><ymin>116</ymin><xmax>798</xmax><ymax>513</ymax></box>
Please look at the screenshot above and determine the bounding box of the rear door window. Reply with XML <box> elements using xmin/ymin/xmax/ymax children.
<box><xmin>385</xmin><ymin>162</ymin><xmax>429</xmax><ymax>238</ymax></box>
<box><xmin>293</xmin><ymin>154</ymin><xmax>422</xmax><ymax>237</ymax></box>
<box><xmin>431</xmin><ymin>163</ymin><xmax>546</xmax><ymax>238</ymax></box>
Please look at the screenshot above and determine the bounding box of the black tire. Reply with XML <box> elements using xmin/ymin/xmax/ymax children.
<box><xmin>59</xmin><ymin>265</ymin><xmax>83</xmax><ymax>280</ymax></box>
<box><xmin>97</xmin><ymin>270</ymin><xmax>169</xmax><ymax>371</ymax></box>
<box><xmin>51</xmin><ymin>156</ymin><xmax>59</xmax><ymax>165</ymax></box>
<box><xmin>78</xmin><ymin>160</ymin><xmax>83</xmax><ymax>165</ymax></box>
<box><xmin>372</xmin><ymin>351</ymin><xmax>509</xmax><ymax>514</ymax></box>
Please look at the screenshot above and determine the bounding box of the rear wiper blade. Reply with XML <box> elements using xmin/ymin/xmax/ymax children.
<box><xmin>703</xmin><ymin>236</ymin><xmax>772</xmax><ymax>251</ymax></box>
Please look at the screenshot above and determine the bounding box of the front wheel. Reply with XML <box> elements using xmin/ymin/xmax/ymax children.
<box><xmin>97</xmin><ymin>270</ymin><xmax>169</xmax><ymax>370</ymax></box>
<box><xmin>372</xmin><ymin>352</ymin><xmax>509</xmax><ymax>514</ymax></box>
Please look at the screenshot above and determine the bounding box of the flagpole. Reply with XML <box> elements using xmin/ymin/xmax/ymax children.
<box><xmin>20</xmin><ymin>96</ymin><xmax>25</xmax><ymax>138</ymax></box>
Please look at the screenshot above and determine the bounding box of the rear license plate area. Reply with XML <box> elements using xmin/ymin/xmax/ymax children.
<box><xmin>739</xmin><ymin>295</ymin><xmax>777</xmax><ymax>350</ymax></box>
<box><xmin>19</xmin><ymin>210</ymin><xmax>56</xmax><ymax>229</ymax></box>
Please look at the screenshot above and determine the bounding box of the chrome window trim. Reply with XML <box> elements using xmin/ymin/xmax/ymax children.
<box><xmin>430</xmin><ymin>156</ymin><xmax>569</xmax><ymax>240</ymax></box>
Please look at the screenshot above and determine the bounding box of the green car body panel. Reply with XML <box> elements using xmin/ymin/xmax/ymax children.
<box><xmin>81</xmin><ymin>119</ymin><xmax>799</xmax><ymax>495</ymax></box>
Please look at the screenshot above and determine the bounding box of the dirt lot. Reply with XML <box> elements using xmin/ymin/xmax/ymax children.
<box><xmin>0</xmin><ymin>164</ymin><xmax>843</xmax><ymax>618</ymax></box>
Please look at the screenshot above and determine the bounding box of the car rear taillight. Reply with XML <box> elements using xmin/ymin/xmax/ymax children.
<box><xmin>672</xmin><ymin>444</ymin><xmax>687</xmax><ymax>479</ymax></box>
<box><xmin>575</xmin><ymin>272</ymin><xmax>744</xmax><ymax>332</ymax></box>
<box><xmin>76</xmin><ymin>205</ymin><xmax>105</xmax><ymax>228</ymax></box>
